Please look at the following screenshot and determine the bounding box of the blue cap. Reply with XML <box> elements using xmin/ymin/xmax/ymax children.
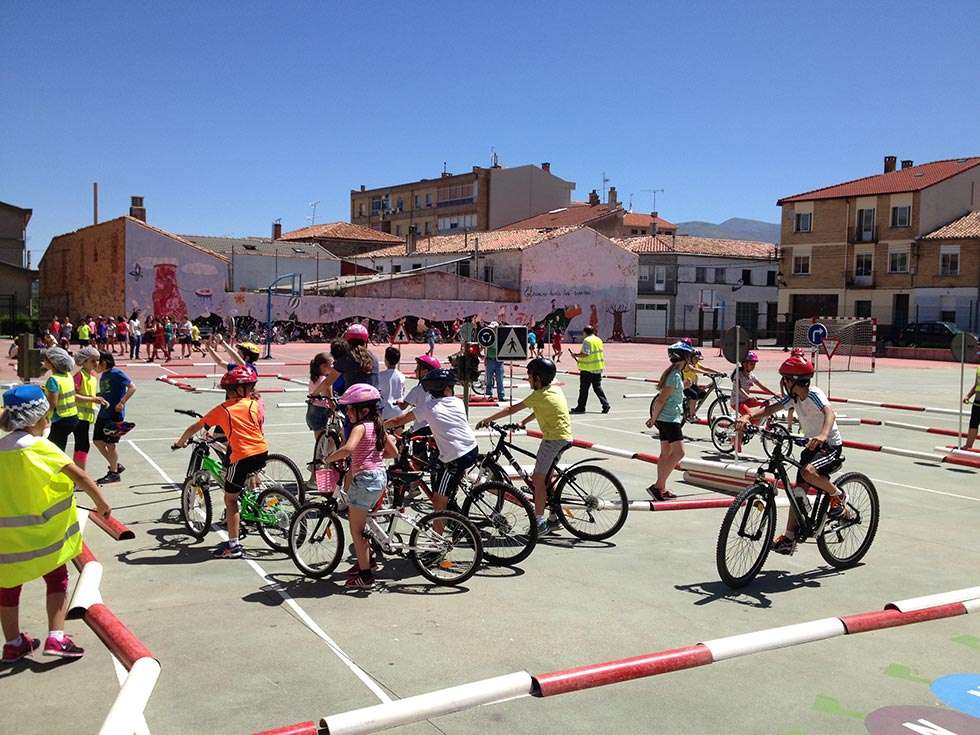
<box><xmin>3</xmin><ymin>384</ymin><xmax>46</xmax><ymax>408</ymax></box>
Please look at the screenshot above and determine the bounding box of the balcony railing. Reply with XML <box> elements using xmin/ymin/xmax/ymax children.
<box><xmin>846</xmin><ymin>273</ymin><xmax>875</xmax><ymax>288</ymax></box>
<box><xmin>849</xmin><ymin>225</ymin><xmax>879</xmax><ymax>244</ymax></box>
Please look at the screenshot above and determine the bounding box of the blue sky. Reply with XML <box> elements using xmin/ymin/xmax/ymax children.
<box><xmin>3</xmin><ymin>1</ymin><xmax>978</xmax><ymax>263</ymax></box>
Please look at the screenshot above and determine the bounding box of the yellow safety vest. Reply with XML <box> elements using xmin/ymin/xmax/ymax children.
<box><xmin>76</xmin><ymin>371</ymin><xmax>98</xmax><ymax>423</ymax></box>
<box><xmin>50</xmin><ymin>373</ymin><xmax>77</xmax><ymax>420</ymax></box>
<box><xmin>0</xmin><ymin>438</ymin><xmax>81</xmax><ymax>588</ymax></box>
<box><xmin>577</xmin><ymin>335</ymin><xmax>606</xmax><ymax>373</ymax></box>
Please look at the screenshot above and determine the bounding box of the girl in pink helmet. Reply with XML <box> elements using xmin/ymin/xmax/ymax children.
<box><xmin>730</xmin><ymin>351</ymin><xmax>776</xmax><ymax>451</ymax></box>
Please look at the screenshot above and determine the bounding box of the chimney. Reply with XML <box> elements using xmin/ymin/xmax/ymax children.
<box><xmin>272</xmin><ymin>220</ymin><xmax>282</xmax><ymax>240</ymax></box>
<box><xmin>608</xmin><ymin>186</ymin><xmax>618</xmax><ymax>210</ymax></box>
<box><xmin>406</xmin><ymin>225</ymin><xmax>417</xmax><ymax>255</ymax></box>
<box><xmin>541</xmin><ymin>162</ymin><xmax>550</xmax><ymax>173</ymax></box>
<box><xmin>884</xmin><ymin>156</ymin><xmax>897</xmax><ymax>173</ymax></box>
<box><xmin>360</xmin><ymin>184</ymin><xmax>365</xmax><ymax>191</ymax></box>
<box><xmin>651</xmin><ymin>212</ymin><xmax>659</xmax><ymax>236</ymax></box>
<box><xmin>588</xmin><ymin>189</ymin><xmax>600</xmax><ymax>206</ymax></box>
<box><xmin>129</xmin><ymin>196</ymin><xmax>146</xmax><ymax>222</ymax></box>
<box><xmin>901</xmin><ymin>159</ymin><xmax>914</xmax><ymax>169</ymax></box>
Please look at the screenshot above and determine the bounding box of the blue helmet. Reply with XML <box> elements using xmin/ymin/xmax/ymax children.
<box><xmin>667</xmin><ymin>341</ymin><xmax>696</xmax><ymax>362</ymax></box>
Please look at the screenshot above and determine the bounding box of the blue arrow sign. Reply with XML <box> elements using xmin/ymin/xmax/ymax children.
<box><xmin>807</xmin><ymin>323</ymin><xmax>828</xmax><ymax>347</ymax></box>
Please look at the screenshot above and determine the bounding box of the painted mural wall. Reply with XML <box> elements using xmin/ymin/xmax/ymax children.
<box><xmin>124</xmin><ymin>221</ymin><xmax>639</xmax><ymax>338</ymax></box>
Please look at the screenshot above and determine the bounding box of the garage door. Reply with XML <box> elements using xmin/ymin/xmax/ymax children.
<box><xmin>636</xmin><ymin>302</ymin><xmax>668</xmax><ymax>337</ymax></box>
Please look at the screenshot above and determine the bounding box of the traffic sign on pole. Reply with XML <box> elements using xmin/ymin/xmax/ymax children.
<box><xmin>476</xmin><ymin>327</ymin><xmax>496</xmax><ymax>348</ymax></box>
<box><xmin>822</xmin><ymin>337</ymin><xmax>841</xmax><ymax>360</ymax></box>
<box><xmin>496</xmin><ymin>326</ymin><xmax>528</xmax><ymax>361</ymax></box>
<box><xmin>807</xmin><ymin>322</ymin><xmax>828</xmax><ymax>347</ymax></box>
<box><xmin>721</xmin><ymin>326</ymin><xmax>750</xmax><ymax>364</ymax></box>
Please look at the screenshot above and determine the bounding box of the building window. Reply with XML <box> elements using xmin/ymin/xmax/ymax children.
<box><xmin>483</xmin><ymin>264</ymin><xmax>494</xmax><ymax>282</ymax></box>
<box><xmin>437</xmin><ymin>182</ymin><xmax>475</xmax><ymax>207</ymax></box>
<box><xmin>695</xmin><ymin>267</ymin><xmax>706</xmax><ymax>283</ymax></box>
<box><xmin>458</xmin><ymin>260</ymin><xmax>470</xmax><ymax>278</ymax></box>
<box><xmin>766</xmin><ymin>270</ymin><xmax>776</xmax><ymax>286</ymax></box>
<box><xmin>940</xmin><ymin>247</ymin><xmax>960</xmax><ymax>276</ymax></box>
<box><xmin>735</xmin><ymin>302</ymin><xmax>757</xmax><ymax>330</ymax></box>
<box><xmin>638</xmin><ymin>265</ymin><xmax>651</xmax><ymax>282</ymax></box>
<box><xmin>395</xmin><ymin>225</ymin><xmax>401</xmax><ymax>236</ymax></box>
<box><xmin>414</xmin><ymin>195</ymin><xmax>420</xmax><ymax>209</ymax></box>
<box><xmin>425</xmin><ymin>193</ymin><xmax>432</xmax><ymax>207</ymax></box>
<box><xmin>793</xmin><ymin>255</ymin><xmax>810</xmax><ymax>275</ymax></box>
<box><xmin>888</xmin><ymin>251</ymin><xmax>909</xmax><ymax>273</ymax></box>
<box><xmin>632</xmin><ymin>229</ymin><xmax>641</xmax><ymax>235</ymax></box>
<box><xmin>940</xmin><ymin>309</ymin><xmax>956</xmax><ymax>323</ymax></box>
<box><xmin>891</xmin><ymin>206</ymin><xmax>911</xmax><ymax>227</ymax></box>
<box><xmin>741</xmin><ymin>269</ymin><xmax>752</xmax><ymax>286</ymax></box>
<box><xmin>358</xmin><ymin>202</ymin><xmax>365</xmax><ymax>216</ymax></box>
<box><xmin>794</xmin><ymin>212</ymin><xmax>812</xmax><ymax>232</ymax></box>
<box><xmin>714</xmin><ymin>268</ymin><xmax>726</xmax><ymax>284</ymax></box>
<box><xmin>376</xmin><ymin>265</ymin><xmax>384</xmax><ymax>273</ymax></box>
<box><xmin>411</xmin><ymin>262</ymin><xmax>421</xmax><ymax>270</ymax></box>
<box><xmin>438</xmin><ymin>214</ymin><xmax>477</xmax><ymax>233</ymax></box>
<box><xmin>854</xmin><ymin>253</ymin><xmax>873</xmax><ymax>277</ymax></box>
<box><xmin>855</xmin><ymin>300</ymin><xmax>872</xmax><ymax>318</ymax></box>
<box><xmin>424</xmin><ymin>221</ymin><xmax>431</xmax><ymax>235</ymax></box>
<box><xmin>654</xmin><ymin>265</ymin><xmax>666</xmax><ymax>292</ymax></box>
<box><xmin>395</xmin><ymin>197</ymin><xmax>404</xmax><ymax>212</ymax></box>
<box><xmin>371</xmin><ymin>197</ymin><xmax>382</xmax><ymax>213</ymax></box>
<box><xmin>392</xmin><ymin>264</ymin><xmax>401</xmax><ymax>273</ymax></box>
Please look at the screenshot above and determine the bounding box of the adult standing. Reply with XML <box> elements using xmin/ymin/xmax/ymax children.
<box><xmin>61</xmin><ymin>317</ymin><xmax>73</xmax><ymax>346</ymax></box>
<box><xmin>570</xmin><ymin>325</ymin><xmax>609</xmax><ymax>414</ymax></box>
<box><xmin>128</xmin><ymin>312</ymin><xmax>142</xmax><ymax>360</ymax></box>
<box><xmin>483</xmin><ymin>321</ymin><xmax>505</xmax><ymax>402</ymax></box>
<box><xmin>963</xmin><ymin>364</ymin><xmax>980</xmax><ymax>449</ymax></box>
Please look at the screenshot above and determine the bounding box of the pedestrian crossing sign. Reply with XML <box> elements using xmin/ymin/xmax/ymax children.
<box><xmin>496</xmin><ymin>325</ymin><xmax>528</xmax><ymax>361</ymax></box>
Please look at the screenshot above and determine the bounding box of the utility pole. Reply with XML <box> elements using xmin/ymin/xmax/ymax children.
<box><xmin>93</xmin><ymin>182</ymin><xmax>99</xmax><ymax>224</ymax></box>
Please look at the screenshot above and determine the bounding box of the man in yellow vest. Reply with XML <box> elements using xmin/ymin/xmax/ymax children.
<box><xmin>570</xmin><ymin>325</ymin><xmax>610</xmax><ymax>414</ymax></box>
<box><xmin>0</xmin><ymin>385</ymin><xmax>111</xmax><ymax>662</ymax></box>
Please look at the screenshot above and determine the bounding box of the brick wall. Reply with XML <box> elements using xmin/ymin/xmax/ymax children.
<box><xmin>39</xmin><ymin>218</ymin><xmax>126</xmax><ymax>320</ymax></box>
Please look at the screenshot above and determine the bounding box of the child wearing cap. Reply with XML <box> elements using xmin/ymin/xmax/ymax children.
<box><xmin>41</xmin><ymin>347</ymin><xmax>79</xmax><ymax>452</ymax></box>
<box><xmin>0</xmin><ymin>385</ymin><xmax>112</xmax><ymax>663</ymax></box>
<box><xmin>72</xmin><ymin>347</ymin><xmax>109</xmax><ymax>471</ymax></box>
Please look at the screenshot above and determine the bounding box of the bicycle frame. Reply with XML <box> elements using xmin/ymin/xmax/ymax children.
<box><xmin>481</xmin><ymin>426</ymin><xmax>600</xmax><ymax>498</ymax></box>
<box><xmin>752</xmin><ymin>442</ymin><xmax>831</xmax><ymax>543</ymax></box>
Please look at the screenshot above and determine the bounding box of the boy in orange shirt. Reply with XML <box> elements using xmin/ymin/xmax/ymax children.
<box><xmin>173</xmin><ymin>366</ymin><xmax>267</xmax><ymax>559</ymax></box>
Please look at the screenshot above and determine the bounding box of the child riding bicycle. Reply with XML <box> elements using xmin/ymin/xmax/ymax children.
<box><xmin>322</xmin><ymin>384</ymin><xmax>398</xmax><ymax>589</ymax></box>
<box><xmin>683</xmin><ymin>349</ymin><xmax>725</xmax><ymax>421</ymax></box>
<box><xmin>476</xmin><ymin>357</ymin><xmax>571</xmax><ymax>533</ymax></box>
<box><xmin>736</xmin><ymin>355</ymin><xmax>851</xmax><ymax>555</ymax></box>
<box><xmin>730</xmin><ymin>351</ymin><xmax>776</xmax><ymax>452</ymax></box>
<box><xmin>173</xmin><ymin>366</ymin><xmax>267</xmax><ymax>559</ymax></box>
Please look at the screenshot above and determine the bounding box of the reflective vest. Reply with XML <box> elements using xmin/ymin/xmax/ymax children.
<box><xmin>50</xmin><ymin>373</ymin><xmax>77</xmax><ymax>420</ymax></box>
<box><xmin>0</xmin><ymin>438</ymin><xmax>82</xmax><ymax>587</ymax></box>
<box><xmin>577</xmin><ymin>335</ymin><xmax>606</xmax><ymax>373</ymax></box>
<box><xmin>76</xmin><ymin>371</ymin><xmax>97</xmax><ymax>423</ymax></box>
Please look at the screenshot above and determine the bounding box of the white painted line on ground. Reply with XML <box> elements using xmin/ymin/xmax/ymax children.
<box><xmin>126</xmin><ymin>439</ymin><xmax>393</xmax><ymax>704</ymax></box>
<box><xmin>869</xmin><ymin>477</ymin><xmax>980</xmax><ymax>503</ymax></box>
<box><xmin>133</xmin><ymin>430</ymin><xmax>314</xmax><ymax>442</ymax></box>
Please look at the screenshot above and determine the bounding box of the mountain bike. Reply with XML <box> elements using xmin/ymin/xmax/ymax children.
<box><xmin>715</xmin><ymin>428</ymin><xmax>879</xmax><ymax>588</ymax></box>
<box><xmin>287</xmin><ymin>464</ymin><xmax>483</xmax><ymax>586</ymax></box>
<box><xmin>708</xmin><ymin>409</ymin><xmax>795</xmax><ymax>459</ymax></box>
<box><xmin>473</xmin><ymin>422</ymin><xmax>629</xmax><ymax>541</ymax></box>
<box><xmin>172</xmin><ymin>409</ymin><xmax>305</xmax><ymax>551</ymax></box>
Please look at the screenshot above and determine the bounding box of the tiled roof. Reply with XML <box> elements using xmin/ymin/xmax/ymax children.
<box><xmin>623</xmin><ymin>212</ymin><xmax>677</xmax><ymax>230</ymax></box>
<box><xmin>497</xmin><ymin>203</ymin><xmax>621</xmax><ymax>230</ymax></box>
<box><xmin>617</xmin><ymin>234</ymin><xmax>775</xmax><ymax>259</ymax></box>
<box><xmin>352</xmin><ymin>228</ymin><xmax>576</xmax><ymax>258</ymax></box>
<box><xmin>921</xmin><ymin>210</ymin><xmax>980</xmax><ymax>240</ymax></box>
<box><xmin>279</xmin><ymin>222</ymin><xmax>403</xmax><ymax>243</ymax></box>
<box><xmin>778</xmin><ymin>157</ymin><xmax>980</xmax><ymax>204</ymax></box>
<box><xmin>180</xmin><ymin>235</ymin><xmax>336</xmax><ymax>259</ymax></box>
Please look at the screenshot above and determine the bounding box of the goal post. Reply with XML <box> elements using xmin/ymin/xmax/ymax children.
<box><xmin>792</xmin><ymin>316</ymin><xmax>876</xmax><ymax>373</ymax></box>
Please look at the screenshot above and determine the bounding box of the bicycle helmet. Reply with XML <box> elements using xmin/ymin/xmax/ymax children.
<box><xmin>338</xmin><ymin>383</ymin><xmax>381</xmax><ymax>406</ymax></box>
<box><xmin>220</xmin><ymin>365</ymin><xmax>258</xmax><ymax>388</ymax></box>
<box><xmin>790</xmin><ymin>347</ymin><xmax>806</xmax><ymax>357</ymax></box>
<box><xmin>681</xmin><ymin>336</ymin><xmax>695</xmax><ymax>346</ymax></box>
<box><xmin>743</xmin><ymin>351</ymin><xmax>759</xmax><ymax>363</ymax></box>
<box><xmin>419</xmin><ymin>367</ymin><xmax>457</xmax><ymax>397</ymax></box>
<box><xmin>415</xmin><ymin>354</ymin><xmax>441</xmax><ymax>371</ymax></box>
<box><xmin>526</xmin><ymin>357</ymin><xmax>557</xmax><ymax>385</ymax></box>
<box><xmin>667</xmin><ymin>341</ymin><xmax>696</xmax><ymax>363</ymax></box>
<box><xmin>778</xmin><ymin>355</ymin><xmax>815</xmax><ymax>379</ymax></box>
<box><xmin>344</xmin><ymin>324</ymin><xmax>369</xmax><ymax>343</ymax></box>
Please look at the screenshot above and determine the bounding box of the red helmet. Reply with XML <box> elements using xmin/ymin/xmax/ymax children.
<box><xmin>778</xmin><ymin>355</ymin><xmax>814</xmax><ymax>379</ymax></box>
<box><xmin>790</xmin><ymin>347</ymin><xmax>806</xmax><ymax>358</ymax></box>
<box><xmin>344</xmin><ymin>324</ymin><xmax>369</xmax><ymax>342</ymax></box>
<box><xmin>220</xmin><ymin>365</ymin><xmax>258</xmax><ymax>387</ymax></box>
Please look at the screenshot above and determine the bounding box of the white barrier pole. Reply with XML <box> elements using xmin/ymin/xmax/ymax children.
<box><xmin>98</xmin><ymin>657</ymin><xmax>162</xmax><ymax>735</ymax></box>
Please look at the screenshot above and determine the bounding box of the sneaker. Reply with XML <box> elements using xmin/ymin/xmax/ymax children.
<box><xmin>2</xmin><ymin>633</ymin><xmax>39</xmax><ymax>663</ymax></box>
<box><xmin>827</xmin><ymin>492</ymin><xmax>852</xmax><ymax>521</ymax></box>
<box><xmin>43</xmin><ymin>634</ymin><xmax>84</xmax><ymax>659</ymax></box>
<box><xmin>547</xmin><ymin>511</ymin><xmax>560</xmax><ymax>524</ymax></box>
<box><xmin>343</xmin><ymin>558</ymin><xmax>379</xmax><ymax>576</ymax></box>
<box><xmin>345</xmin><ymin>571</ymin><xmax>375</xmax><ymax>589</ymax></box>
<box><xmin>771</xmin><ymin>535</ymin><xmax>797</xmax><ymax>556</ymax></box>
<box><xmin>536</xmin><ymin>517</ymin><xmax>553</xmax><ymax>535</ymax></box>
<box><xmin>212</xmin><ymin>541</ymin><xmax>243</xmax><ymax>559</ymax></box>
<box><xmin>601</xmin><ymin>406</ymin><xmax>611</xmax><ymax>414</ymax></box>
<box><xmin>570</xmin><ymin>408</ymin><xmax>586</xmax><ymax>415</ymax></box>
<box><xmin>115</xmin><ymin>464</ymin><xmax>126</xmax><ymax>475</ymax></box>
<box><xmin>96</xmin><ymin>471</ymin><xmax>121</xmax><ymax>485</ymax></box>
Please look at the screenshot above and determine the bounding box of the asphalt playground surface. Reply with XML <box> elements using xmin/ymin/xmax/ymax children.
<box><xmin>3</xmin><ymin>342</ymin><xmax>978</xmax><ymax>734</ymax></box>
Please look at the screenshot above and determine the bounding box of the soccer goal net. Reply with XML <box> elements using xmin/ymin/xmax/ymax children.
<box><xmin>792</xmin><ymin>317</ymin><xmax>877</xmax><ymax>373</ymax></box>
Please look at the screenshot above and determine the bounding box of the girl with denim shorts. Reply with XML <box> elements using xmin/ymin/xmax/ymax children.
<box><xmin>323</xmin><ymin>384</ymin><xmax>397</xmax><ymax>590</ymax></box>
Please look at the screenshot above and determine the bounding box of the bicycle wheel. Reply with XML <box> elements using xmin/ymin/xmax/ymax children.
<box><xmin>817</xmin><ymin>473</ymin><xmax>879</xmax><ymax>569</ymax></box>
<box><xmin>553</xmin><ymin>465</ymin><xmax>628</xmax><ymax>541</ymax></box>
<box><xmin>255</xmin><ymin>486</ymin><xmax>300</xmax><ymax>552</ymax></box>
<box><xmin>289</xmin><ymin>502</ymin><xmax>344</xmax><ymax>578</ymax></box>
<box><xmin>706</xmin><ymin>396</ymin><xmax>730</xmax><ymax>424</ymax></box>
<box><xmin>181</xmin><ymin>471</ymin><xmax>213</xmax><ymax>539</ymax></box>
<box><xmin>709</xmin><ymin>415</ymin><xmax>737</xmax><ymax>454</ymax></box>
<box><xmin>409</xmin><ymin>510</ymin><xmax>483</xmax><ymax>586</ymax></box>
<box><xmin>460</xmin><ymin>480</ymin><xmax>537</xmax><ymax>565</ymax></box>
<box><xmin>716</xmin><ymin>484</ymin><xmax>775</xmax><ymax>588</ymax></box>
<box><xmin>314</xmin><ymin>430</ymin><xmax>342</xmax><ymax>465</ymax></box>
<box><xmin>762</xmin><ymin>422</ymin><xmax>793</xmax><ymax>459</ymax></box>
<box><xmin>263</xmin><ymin>453</ymin><xmax>306</xmax><ymax>504</ymax></box>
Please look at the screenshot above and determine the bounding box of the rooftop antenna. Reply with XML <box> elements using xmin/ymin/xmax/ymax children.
<box><xmin>628</xmin><ymin>192</ymin><xmax>634</xmax><ymax>212</ymax></box>
<box><xmin>641</xmin><ymin>188</ymin><xmax>665</xmax><ymax>212</ymax></box>
<box><xmin>490</xmin><ymin>147</ymin><xmax>498</xmax><ymax>167</ymax></box>
<box><xmin>307</xmin><ymin>200</ymin><xmax>320</xmax><ymax>225</ymax></box>
<box><xmin>601</xmin><ymin>172</ymin><xmax>610</xmax><ymax>202</ymax></box>
<box><xmin>443</xmin><ymin>161</ymin><xmax>448</xmax><ymax>175</ymax></box>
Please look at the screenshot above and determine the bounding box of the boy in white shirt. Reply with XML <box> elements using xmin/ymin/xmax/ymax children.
<box><xmin>377</xmin><ymin>347</ymin><xmax>407</xmax><ymax>421</ymax></box>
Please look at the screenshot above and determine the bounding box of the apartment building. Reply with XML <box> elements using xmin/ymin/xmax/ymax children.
<box><xmin>500</xmin><ymin>187</ymin><xmax>677</xmax><ymax>237</ymax></box>
<box><xmin>777</xmin><ymin>156</ymin><xmax>980</xmax><ymax>335</ymax></box>
<box><xmin>0</xmin><ymin>200</ymin><xmax>32</xmax><ymax>268</ymax></box>
<box><xmin>350</xmin><ymin>162</ymin><xmax>575</xmax><ymax>237</ymax></box>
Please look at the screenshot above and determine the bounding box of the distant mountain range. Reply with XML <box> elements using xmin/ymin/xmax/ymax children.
<box><xmin>675</xmin><ymin>217</ymin><xmax>780</xmax><ymax>244</ymax></box>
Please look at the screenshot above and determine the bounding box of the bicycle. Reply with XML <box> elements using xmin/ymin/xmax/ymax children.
<box><xmin>715</xmin><ymin>427</ymin><xmax>879</xmax><ymax>588</ymax></box>
<box><xmin>473</xmin><ymin>422</ymin><xmax>629</xmax><ymax>541</ymax></box>
<box><xmin>649</xmin><ymin>373</ymin><xmax>732</xmax><ymax>427</ymax></box>
<box><xmin>172</xmin><ymin>409</ymin><xmax>305</xmax><ymax>551</ymax></box>
<box><xmin>708</xmin><ymin>405</ymin><xmax>795</xmax><ymax>459</ymax></box>
<box><xmin>287</xmin><ymin>464</ymin><xmax>484</xmax><ymax>586</ymax></box>
<box><xmin>391</xmin><ymin>430</ymin><xmax>538</xmax><ymax>566</ymax></box>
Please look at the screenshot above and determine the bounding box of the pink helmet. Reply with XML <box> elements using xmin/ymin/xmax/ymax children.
<box><xmin>344</xmin><ymin>324</ymin><xmax>369</xmax><ymax>342</ymax></box>
<box><xmin>743</xmin><ymin>351</ymin><xmax>759</xmax><ymax>363</ymax></box>
<box><xmin>415</xmin><ymin>355</ymin><xmax>441</xmax><ymax>371</ymax></box>
<box><xmin>681</xmin><ymin>336</ymin><xmax>695</xmax><ymax>345</ymax></box>
<box><xmin>338</xmin><ymin>383</ymin><xmax>381</xmax><ymax>406</ymax></box>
